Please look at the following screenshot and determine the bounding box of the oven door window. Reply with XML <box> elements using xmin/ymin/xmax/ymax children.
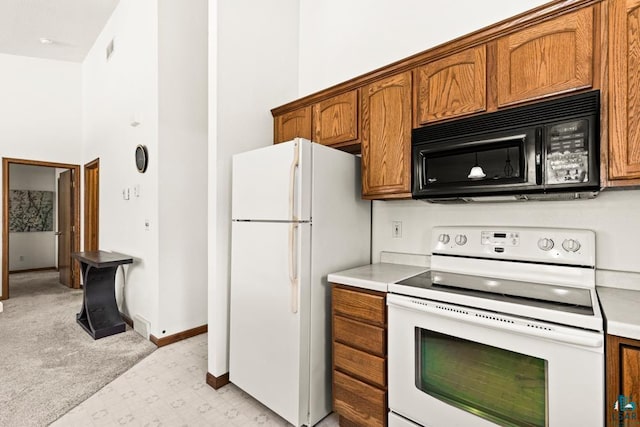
<box><xmin>420</xmin><ymin>136</ymin><xmax>525</xmax><ymax>187</ymax></box>
<box><xmin>416</xmin><ymin>328</ymin><xmax>547</xmax><ymax>427</ymax></box>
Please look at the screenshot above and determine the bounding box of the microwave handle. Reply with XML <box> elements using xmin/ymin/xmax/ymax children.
<box><xmin>535</xmin><ymin>128</ymin><xmax>543</xmax><ymax>185</ymax></box>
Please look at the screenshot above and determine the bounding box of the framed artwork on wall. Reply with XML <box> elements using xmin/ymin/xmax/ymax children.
<box><xmin>8</xmin><ymin>190</ymin><xmax>54</xmax><ymax>232</ymax></box>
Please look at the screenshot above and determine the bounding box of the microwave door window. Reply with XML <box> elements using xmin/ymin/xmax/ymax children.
<box><xmin>424</xmin><ymin>141</ymin><xmax>524</xmax><ymax>187</ymax></box>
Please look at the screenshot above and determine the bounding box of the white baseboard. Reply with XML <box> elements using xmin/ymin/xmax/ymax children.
<box><xmin>132</xmin><ymin>314</ymin><xmax>150</xmax><ymax>340</ymax></box>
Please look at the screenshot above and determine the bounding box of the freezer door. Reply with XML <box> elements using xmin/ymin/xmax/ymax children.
<box><xmin>229</xmin><ymin>221</ymin><xmax>311</xmax><ymax>426</ymax></box>
<box><xmin>232</xmin><ymin>138</ymin><xmax>312</xmax><ymax>221</ymax></box>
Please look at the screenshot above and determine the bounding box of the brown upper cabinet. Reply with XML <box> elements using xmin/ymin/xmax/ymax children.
<box><xmin>271</xmin><ymin>0</ymin><xmax>624</xmax><ymax>199</ymax></box>
<box><xmin>607</xmin><ymin>0</ymin><xmax>640</xmax><ymax>182</ymax></box>
<box><xmin>414</xmin><ymin>45</ymin><xmax>487</xmax><ymax>125</ymax></box>
<box><xmin>495</xmin><ymin>7</ymin><xmax>594</xmax><ymax>108</ymax></box>
<box><xmin>361</xmin><ymin>72</ymin><xmax>412</xmax><ymax>199</ymax></box>
<box><xmin>313</xmin><ymin>90</ymin><xmax>360</xmax><ymax>150</ymax></box>
<box><xmin>274</xmin><ymin>106</ymin><xmax>312</xmax><ymax>144</ymax></box>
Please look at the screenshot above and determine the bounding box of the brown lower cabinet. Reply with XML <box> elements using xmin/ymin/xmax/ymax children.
<box><xmin>606</xmin><ymin>334</ymin><xmax>640</xmax><ymax>427</ymax></box>
<box><xmin>332</xmin><ymin>284</ymin><xmax>387</xmax><ymax>427</ymax></box>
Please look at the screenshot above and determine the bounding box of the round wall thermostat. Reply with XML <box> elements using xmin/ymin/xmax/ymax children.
<box><xmin>135</xmin><ymin>145</ymin><xmax>148</xmax><ymax>173</ymax></box>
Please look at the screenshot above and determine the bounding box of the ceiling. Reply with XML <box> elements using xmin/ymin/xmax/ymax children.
<box><xmin>0</xmin><ymin>0</ymin><xmax>119</xmax><ymax>63</ymax></box>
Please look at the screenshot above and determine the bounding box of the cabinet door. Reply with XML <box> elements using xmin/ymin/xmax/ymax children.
<box><xmin>496</xmin><ymin>7</ymin><xmax>594</xmax><ymax>107</ymax></box>
<box><xmin>606</xmin><ymin>335</ymin><xmax>640</xmax><ymax>427</ymax></box>
<box><xmin>313</xmin><ymin>90</ymin><xmax>359</xmax><ymax>149</ymax></box>
<box><xmin>621</xmin><ymin>345</ymin><xmax>640</xmax><ymax>403</ymax></box>
<box><xmin>415</xmin><ymin>45</ymin><xmax>487</xmax><ymax>125</ymax></box>
<box><xmin>609</xmin><ymin>0</ymin><xmax>640</xmax><ymax>181</ymax></box>
<box><xmin>361</xmin><ymin>72</ymin><xmax>412</xmax><ymax>199</ymax></box>
<box><xmin>274</xmin><ymin>106</ymin><xmax>312</xmax><ymax>144</ymax></box>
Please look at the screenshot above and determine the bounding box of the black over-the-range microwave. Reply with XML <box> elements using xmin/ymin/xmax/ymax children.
<box><xmin>412</xmin><ymin>90</ymin><xmax>600</xmax><ymax>202</ymax></box>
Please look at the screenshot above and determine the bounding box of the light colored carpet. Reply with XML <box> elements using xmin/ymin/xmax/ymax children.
<box><xmin>0</xmin><ymin>271</ymin><xmax>156</xmax><ymax>427</ymax></box>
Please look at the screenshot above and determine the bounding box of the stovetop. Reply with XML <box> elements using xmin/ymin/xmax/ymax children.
<box><xmin>389</xmin><ymin>226</ymin><xmax>603</xmax><ymax>331</ymax></box>
<box><xmin>398</xmin><ymin>270</ymin><xmax>593</xmax><ymax>315</ymax></box>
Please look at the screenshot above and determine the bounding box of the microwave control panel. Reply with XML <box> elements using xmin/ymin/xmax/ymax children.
<box><xmin>545</xmin><ymin>119</ymin><xmax>590</xmax><ymax>184</ymax></box>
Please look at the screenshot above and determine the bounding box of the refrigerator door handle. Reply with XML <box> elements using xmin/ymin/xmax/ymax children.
<box><xmin>288</xmin><ymin>223</ymin><xmax>299</xmax><ymax>313</ymax></box>
<box><xmin>288</xmin><ymin>141</ymin><xmax>300</xmax><ymax>221</ymax></box>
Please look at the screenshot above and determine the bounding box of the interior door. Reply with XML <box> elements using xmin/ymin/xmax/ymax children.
<box><xmin>57</xmin><ymin>170</ymin><xmax>73</xmax><ymax>287</ymax></box>
<box><xmin>84</xmin><ymin>160</ymin><xmax>99</xmax><ymax>251</ymax></box>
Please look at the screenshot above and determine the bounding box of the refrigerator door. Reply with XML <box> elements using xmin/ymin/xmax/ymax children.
<box><xmin>232</xmin><ymin>138</ymin><xmax>312</xmax><ymax>221</ymax></box>
<box><xmin>229</xmin><ymin>220</ymin><xmax>311</xmax><ymax>427</ymax></box>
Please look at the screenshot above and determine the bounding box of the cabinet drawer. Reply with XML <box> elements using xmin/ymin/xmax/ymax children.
<box><xmin>334</xmin><ymin>315</ymin><xmax>385</xmax><ymax>356</ymax></box>
<box><xmin>334</xmin><ymin>341</ymin><xmax>386</xmax><ymax>387</ymax></box>
<box><xmin>334</xmin><ymin>370</ymin><xmax>386</xmax><ymax>427</ymax></box>
<box><xmin>333</xmin><ymin>286</ymin><xmax>386</xmax><ymax>326</ymax></box>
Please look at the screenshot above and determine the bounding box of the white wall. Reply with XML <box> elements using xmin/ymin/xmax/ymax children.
<box><xmin>82</xmin><ymin>0</ymin><xmax>161</xmax><ymax>330</ymax></box>
<box><xmin>372</xmin><ymin>191</ymin><xmax>640</xmax><ymax>273</ymax></box>
<box><xmin>295</xmin><ymin>0</ymin><xmax>640</xmax><ymax>277</ymax></box>
<box><xmin>157</xmin><ymin>0</ymin><xmax>208</xmax><ymax>336</ymax></box>
<box><xmin>207</xmin><ymin>0</ymin><xmax>300</xmax><ymax>377</ymax></box>
<box><xmin>298</xmin><ymin>0</ymin><xmax>549</xmax><ymax>96</ymax></box>
<box><xmin>0</xmin><ymin>53</ymin><xmax>82</xmax><ymax>298</ymax></box>
<box><xmin>0</xmin><ymin>54</ymin><xmax>83</xmax><ymax>162</ymax></box>
<box><xmin>83</xmin><ymin>0</ymin><xmax>209</xmax><ymax>338</ymax></box>
<box><xmin>9</xmin><ymin>165</ymin><xmax>57</xmax><ymax>271</ymax></box>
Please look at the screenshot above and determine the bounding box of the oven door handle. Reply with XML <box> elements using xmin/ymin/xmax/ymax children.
<box><xmin>389</xmin><ymin>298</ymin><xmax>603</xmax><ymax>348</ymax></box>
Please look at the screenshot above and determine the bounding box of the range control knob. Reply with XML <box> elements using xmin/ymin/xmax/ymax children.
<box><xmin>455</xmin><ymin>234</ymin><xmax>468</xmax><ymax>246</ymax></box>
<box><xmin>562</xmin><ymin>239</ymin><xmax>581</xmax><ymax>252</ymax></box>
<box><xmin>537</xmin><ymin>238</ymin><xmax>555</xmax><ymax>251</ymax></box>
<box><xmin>438</xmin><ymin>233</ymin><xmax>450</xmax><ymax>244</ymax></box>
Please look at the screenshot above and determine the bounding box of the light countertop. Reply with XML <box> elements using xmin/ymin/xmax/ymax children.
<box><xmin>597</xmin><ymin>286</ymin><xmax>640</xmax><ymax>341</ymax></box>
<box><xmin>328</xmin><ymin>260</ymin><xmax>640</xmax><ymax>341</ymax></box>
<box><xmin>596</xmin><ymin>269</ymin><xmax>640</xmax><ymax>341</ymax></box>
<box><xmin>328</xmin><ymin>263</ymin><xmax>428</xmax><ymax>293</ymax></box>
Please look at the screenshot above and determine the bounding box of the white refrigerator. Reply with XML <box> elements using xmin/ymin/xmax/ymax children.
<box><xmin>229</xmin><ymin>138</ymin><xmax>371</xmax><ymax>426</ymax></box>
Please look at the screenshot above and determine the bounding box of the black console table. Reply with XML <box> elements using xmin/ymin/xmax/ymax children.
<box><xmin>72</xmin><ymin>251</ymin><xmax>133</xmax><ymax>339</ymax></box>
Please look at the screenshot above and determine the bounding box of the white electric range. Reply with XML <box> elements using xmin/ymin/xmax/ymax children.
<box><xmin>387</xmin><ymin>226</ymin><xmax>604</xmax><ymax>427</ymax></box>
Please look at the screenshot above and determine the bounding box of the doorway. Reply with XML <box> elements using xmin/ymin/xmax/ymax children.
<box><xmin>2</xmin><ymin>158</ymin><xmax>81</xmax><ymax>300</ymax></box>
<box><xmin>84</xmin><ymin>159</ymin><xmax>99</xmax><ymax>252</ymax></box>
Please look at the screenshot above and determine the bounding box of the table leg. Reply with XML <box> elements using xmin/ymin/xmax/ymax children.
<box><xmin>76</xmin><ymin>262</ymin><xmax>126</xmax><ymax>339</ymax></box>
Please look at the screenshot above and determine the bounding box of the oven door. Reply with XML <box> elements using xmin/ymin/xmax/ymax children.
<box><xmin>387</xmin><ymin>294</ymin><xmax>604</xmax><ymax>427</ymax></box>
<box><xmin>412</xmin><ymin>127</ymin><xmax>540</xmax><ymax>199</ymax></box>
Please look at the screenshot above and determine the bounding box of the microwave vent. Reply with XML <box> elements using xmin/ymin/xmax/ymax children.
<box><xmin>413</xmin><ymin>91</ymin><xmax>599</xmax><ymax>144</ymax></box>
<box><xmin>423</xmin><ymin>192</ymin><xmax>599</xmax><ymax>203</ymax></box>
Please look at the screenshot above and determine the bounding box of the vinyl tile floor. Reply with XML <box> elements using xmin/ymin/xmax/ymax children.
<box><xmin>52</xmin><ymin>334</ymin><xmax>339</xmax><ymax>427</ymax></box>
